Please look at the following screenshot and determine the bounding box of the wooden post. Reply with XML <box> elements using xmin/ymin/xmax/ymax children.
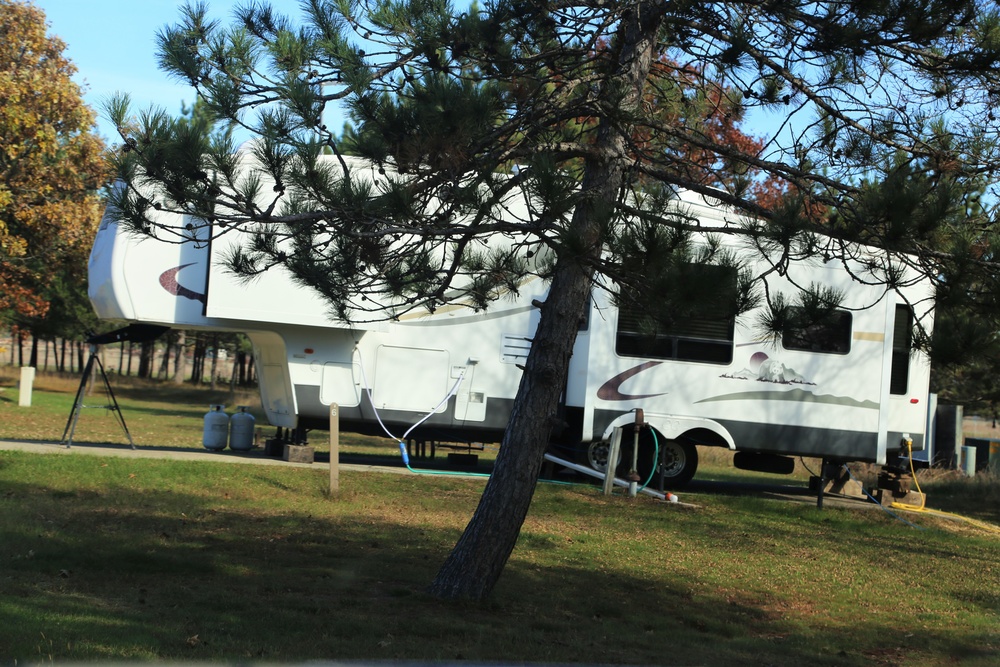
<box><xmin>602</xmin><ymin>427</ymin><xmax>623</xmax><ymax>496</ymax></box>
<box><xmin>329</xmin><ymin>403</ymin><xmax>340</xmax><ymax>494</ymax></box>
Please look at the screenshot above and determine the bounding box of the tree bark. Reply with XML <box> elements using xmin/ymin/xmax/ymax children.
<box><xmin>237</xmin><ymin>351</ymin><xmax>247</xmax><ymax>385</ymax></box>
<box><xmin>158</xmin><ymin>341</ymin><xmax>171</xmax><ymax>378</ymax></box>
<box><xmin>138</xmin><ymin>340</ymin><xmax>155</xmax><ymax>378</ymax></box>
<box><xmin>192</xmin><ymin>335</ymin><xmax>205</xmax><ymax>384</ymax></box>
<box><xmin>428</xmin><ymin>4</ymin><xmax>661</xmax><ymax>600</ymax></box>
<box><xmin>173</xmin><ymin>331</ymin><xmax>187</xmax><ymax>384</ymax></box>
<box><xmin>210</xmin><ymin>335</ymin><xmax>220</xmax><ymax>391</ymax></box>
<box><xmin>427</xmin><ymin>254</ymin><xmax>597</xmax><ymax>599</ymax></box>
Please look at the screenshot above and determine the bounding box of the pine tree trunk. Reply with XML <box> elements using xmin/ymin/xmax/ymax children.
<box><xmin>427</xmin><ymin>257</ymin><xmax>596</xmax><ymax>599</ymax></box>
<box><xmin>210</xmin><ymin>336</ymin><xmax>220</xmax><ymax>390</ymax></box>
<box><xmin>427</xmin><ymin>6</ymin><xmax>659</xmax><ymax>600</ymax></box>
<box><xmin>86</xmin><ymin>346</ymin><xmax>99</xmax><ymax>396</ymax></box>
<box><xmin>192</xmin><ymin>336</ymin><xmax>205</xmax><ymax>385</ymax></box>
<box><xmin>158</xmin><ymin>341</ymin><xmax>171</xmax><ymax>378</ymax></box>
<box><xmin>173</xmin><ymin>331</ymin><xmax>187</xmax><ymax>384</ymax></box>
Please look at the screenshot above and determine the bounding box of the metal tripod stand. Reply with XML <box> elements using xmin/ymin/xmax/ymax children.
<box><xmin>60</xmin><ymin>345</ymin><xmax>135</xmax><ymax>449</ymax></box>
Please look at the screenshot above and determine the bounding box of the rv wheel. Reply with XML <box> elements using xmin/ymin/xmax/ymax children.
<box><xmin>656</xmin><ymin>438</ymin><xmax>699</xmax><ymax>488</ymax></box>
<box><xmin>584</xmin><ymin>440</ymin><xmax>620</xmax><ymax>473</ymax></box>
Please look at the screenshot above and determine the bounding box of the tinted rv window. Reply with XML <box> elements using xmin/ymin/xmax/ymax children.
<box><xmin>615</xmin><ymin>265</ymin><xmax>736</xmax><ymax>365</ymax></box>
<box><xmin>889</xmin><ymin>304</ymin><xmax>912</xmax><ymax>395</ymax></box>
<box><xmin>781</xmin><ymin>307</ymin><xmax>852</xmax><ymax>355</ymax></box>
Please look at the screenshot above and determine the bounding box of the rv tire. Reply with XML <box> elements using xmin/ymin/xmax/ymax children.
<box><xmin>583</xmin><ymin>439</ymin><xmax>621</xmax><ymax>474</ymax></box>
<box><xmin>619</xmin><ymin>431</ymin><xmax>697</xmax><ymax>489</ymax></box>
<box><xmin>656</xmin><ymin>437</ymin><xmax>698</xmax><ymax>489</ymax></box>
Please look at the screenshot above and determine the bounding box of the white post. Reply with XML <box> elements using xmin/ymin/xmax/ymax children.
<box><xmin>18</xmin><ymin>367</ymin><xmax>35</xmax><ymax>407</ymax></box>
<box><xmin>329</xmin><ymin>403</ymin><xmax>340</xmax><ymax>494</ymax></box>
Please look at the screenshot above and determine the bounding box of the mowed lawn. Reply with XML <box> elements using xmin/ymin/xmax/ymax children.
<box><xmin>1</xmin><ymin>374</ymin><xmax>999</xmax><ymax>665</ymax></box>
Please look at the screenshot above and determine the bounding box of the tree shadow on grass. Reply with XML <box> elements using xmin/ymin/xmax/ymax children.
<box><xmin>0</xmin><ymin>469</ymin><xmax>997</xmax><ymax>666</ymax></box>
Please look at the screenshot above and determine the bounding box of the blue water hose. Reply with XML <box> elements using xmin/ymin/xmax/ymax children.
<box><xmin>398</xmin><ymin>440</ymin><xmax>493</xmax><ymax>478</ymax></box>
<box><xmin>358</xmin><ymin>350</ymin><xmax>658</xmax><ymax>489</ymax></box>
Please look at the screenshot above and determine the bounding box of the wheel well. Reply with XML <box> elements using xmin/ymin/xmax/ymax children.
<box><xmin>670</xmin><ymin>427</ymin><xmax>728</xmax><ymax>449</ymax></box>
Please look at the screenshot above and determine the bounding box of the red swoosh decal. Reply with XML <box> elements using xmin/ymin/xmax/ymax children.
<box><xmin>159</xmin><ymin>264</ymin><xmax>207</xmax><ymax>304</ymax></box>
<box><xmin>597</xmin><ymin>361</ymin><xmax>667</xmax><ymax>400</ymax></box>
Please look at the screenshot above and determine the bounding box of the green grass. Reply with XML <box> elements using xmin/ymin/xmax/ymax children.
<box><xmin>1</xmin><ymin>452</ymin><xmax>999</xmax><ymax>666</ymax></box>
<box><xmin>2</xmin><ymin>369</ymin><xmax>1000</xmax><ymax>665</ymax></box>
<box><xmin>0</xmin><ymin>366</ymin><xmax>395</xmax><ymax>455</ymax></box>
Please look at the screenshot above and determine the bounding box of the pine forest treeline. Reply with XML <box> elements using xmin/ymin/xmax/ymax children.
<box><xmin>0</xmin><ymin>328</ymin><xmax>257</xmax><ymax>388</ymax></box>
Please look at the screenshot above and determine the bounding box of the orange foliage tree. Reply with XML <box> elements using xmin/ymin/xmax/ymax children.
<box><xmin>0</xmin><ymin>0</ymin><xmax>109</xmax><ymax>332</ymax></box>
<box><xmin>530</xmin><ymin>50</ymin><xmax>797</xmax><ymax>213</ymax></box>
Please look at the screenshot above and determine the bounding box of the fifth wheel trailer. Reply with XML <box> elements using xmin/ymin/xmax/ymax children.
<box><xmin>88</xmin><ymin>163</ymin><xmax>935</xmax><ymax>488</ymax></box>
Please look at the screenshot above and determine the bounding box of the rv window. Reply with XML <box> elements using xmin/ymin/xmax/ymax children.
<box><xmin>615</xmin><ymin>265</ymin><xmax>736</xmax><ymax>365</ymax></box>
<box><xmin>781</xmin><ymin>307</ymin><xmax>852</xmax><ymax>355</ymax></box>
<box><xmin>889</xmin><ymin>304</ymin><xmax>912</xmax><ymax>395</ymax></box>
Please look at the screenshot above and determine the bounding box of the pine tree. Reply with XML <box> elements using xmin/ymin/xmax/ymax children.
<box><xmin>107</xmin><ymin>0</ymin><xmax>1000</xmax><ymax>599</ymax></box>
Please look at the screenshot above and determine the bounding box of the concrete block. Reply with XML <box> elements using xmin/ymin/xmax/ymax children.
<box><xmin>808</xmin><ymin>470</ymin><xmax>866</xmax><ymax>498</ymax></box>
<box><xmin>876</xmin><ymin>489</ymin><xmax>926</xmax><ymax>507</ymax></box>
<box><xmin>283</xmin><ymin>444</ymin><xmax>315</xmax><ymax>464</ymax></box>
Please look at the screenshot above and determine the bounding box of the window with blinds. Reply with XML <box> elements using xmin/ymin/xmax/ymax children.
<box><xmin>615</xmin><ymin>264</ymin><xmax>736</xmax><ymax>365</ymax></box>
<box><xmin>781</xmin><ymin>307</ymin><xmax>852</xmax><ymax>355</ymax></box>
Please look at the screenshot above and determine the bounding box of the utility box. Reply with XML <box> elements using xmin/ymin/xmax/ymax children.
<box><xmin>962</xmin><ymin>438</ymin><xmax>997</xmax><ymax>473</ymax></box>
<box><xmin>927</xmin><ymin>399</ymin><xmax>961</xmax><ymax>468</ymax></box>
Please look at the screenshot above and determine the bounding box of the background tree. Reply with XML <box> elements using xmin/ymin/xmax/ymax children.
<box><xmin>0</xmin><ymin>0</ymin><xmax>109</xmax><ymax>353</ymax></box>
<box><xmin>108</xmin><ymin>0</ymin><xmax>1000</xmax><ymax>599</ymax></box>
<box><xmin>22</xmin><ymin>261</ymin><xmax>103</xmax><ymax>370</ymax></box>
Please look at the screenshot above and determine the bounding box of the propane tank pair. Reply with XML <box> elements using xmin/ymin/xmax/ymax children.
<box><xmin>202</xmin><ymin>405</ymin><xmax>256</xmax><ymax>451</ymax></box>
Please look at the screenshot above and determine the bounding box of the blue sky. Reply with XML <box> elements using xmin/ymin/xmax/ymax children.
<box><xmin>35</xmin><ymin>0</ymin><xmax>789</xmax><ymax>147</ymax></box>
<box><xmin>35</xmin><ymin>1</ymin><xmax>248</xmax><ymax>142</ymax></box>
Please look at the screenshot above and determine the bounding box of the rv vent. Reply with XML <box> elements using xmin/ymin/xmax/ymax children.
<box><xmin>501</xmin><ymin>334</ymin><xmax>531</xmax><ymax>363</ymax></box>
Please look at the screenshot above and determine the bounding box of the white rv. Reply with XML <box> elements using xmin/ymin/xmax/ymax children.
<box><xmin>88</xmin><ymin>166</ymin><xmax>934</xmax><ymax>488</ymax></box>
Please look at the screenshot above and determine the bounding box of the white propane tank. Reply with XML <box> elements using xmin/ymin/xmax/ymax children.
<box><xmin>203</xmin><ymin>405</ymin><xmax>229</xmax><ymax>450</ymax></box>
<box><xmin>229</xmin><ymin>405</ymin><xmax>256</xmax><ymax>451</ymax></box>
